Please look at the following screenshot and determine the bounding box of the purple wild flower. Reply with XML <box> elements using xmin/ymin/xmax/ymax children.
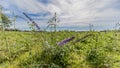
<box><xmin>23</xmin><ymin>12</ymin><xmax>41</xmax><ymax>31</ymax></box>
<box><xmin>57</xmin><ymin>36</ymin><xmax>75</xmax><ymax>46</ymax></box>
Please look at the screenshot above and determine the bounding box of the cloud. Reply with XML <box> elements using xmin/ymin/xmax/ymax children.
<box><xmin>0</xmin><ymin>0</ymin><xmax>120</xmax><ymax>30</ymax></box>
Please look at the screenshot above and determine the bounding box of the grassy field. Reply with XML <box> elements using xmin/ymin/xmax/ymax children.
<box><xmin>0</xmin><ymin>31</ymin><xmax>119</xmax><ymax>68</ymax></box>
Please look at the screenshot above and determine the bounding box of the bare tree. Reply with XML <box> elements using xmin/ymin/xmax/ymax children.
<box><xmin>47</xmin><ymin>12</ymin><xmax>60</xmax><ymax>32</ymax></box>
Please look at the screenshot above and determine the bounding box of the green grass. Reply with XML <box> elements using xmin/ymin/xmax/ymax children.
<box><xmin>0</xmin><ymin>31</ymin><xmax>119</xmax><ymax>68</ymax></box>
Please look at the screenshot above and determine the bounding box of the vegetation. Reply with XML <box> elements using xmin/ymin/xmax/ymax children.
<box><xmin>1</xmin><ymin>13</ymin><xmax>12</xmax><ymax>28</ymax></box>
<box><xmin>0</xmin><ymin>5</ymin><xmax>120</xmax><ymax>68</ymax></box>
<box><xmin>0</xmin><ymin>31</ymin><xmax>119</xmax><ymax>68</ymax></box>
<box><xmin>0</xmin><ymin>8</ymin><xmax>12</xmax><ymax>31</ymax></box>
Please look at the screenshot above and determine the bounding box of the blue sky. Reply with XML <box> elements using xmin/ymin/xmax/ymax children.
<box><xmin>0</xmin><ymin>0</ymin><xmax>120</xmax><ymax>31</ymax></box>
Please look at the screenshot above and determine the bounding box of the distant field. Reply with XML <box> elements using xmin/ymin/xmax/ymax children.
<box><xmin>0</xmin><ymin>31</ymin><xmax>120</xmax><ymax>68</ymax></box>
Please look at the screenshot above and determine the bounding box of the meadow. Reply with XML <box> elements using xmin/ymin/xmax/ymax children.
<box><xmin>0</xmin><ymin>30</ymin><xmax>119</xmax><ymax>68</ymax></box>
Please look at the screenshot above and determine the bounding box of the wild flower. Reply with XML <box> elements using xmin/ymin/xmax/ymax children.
<box><xmin>57</xmin><ymin>36</ymin><xmax>75</xmax><ymax>46</ymax></box>
<box><xmin>23</xmin><ymin>12</ymin><xmax>41</xmax><ymax>31</ymax></box>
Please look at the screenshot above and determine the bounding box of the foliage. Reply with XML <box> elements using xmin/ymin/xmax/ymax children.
<box><xmin>1</xmin><ymin>13</ymin><xmax>12</xmax><ymax>28</ymax></box>
<box><xmin>0</xmin><ymin>31</ymin><xmax>119</xmax><ymax>68</ymax></box>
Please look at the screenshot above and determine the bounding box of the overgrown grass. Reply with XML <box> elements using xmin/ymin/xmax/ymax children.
<box><xmin>0</xmin><ymin>31</ymin><xmax>119</xmax><ymax>68</ymax></box>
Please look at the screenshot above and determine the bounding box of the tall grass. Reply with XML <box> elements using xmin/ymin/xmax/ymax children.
<box><xmin>0</xmin><ymin>30</ymin><xmax>119</xmax><ymax>68</ymax></box>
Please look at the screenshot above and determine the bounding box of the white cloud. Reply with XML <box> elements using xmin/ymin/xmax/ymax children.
<box><xmin>0</xmin><ymin>0</ymin><xmax>120</xmax><ymax>30</ymax></box>
<box><xmin>45</xmin><ymin>0</ymin><xmax>119</xmax><ymax>27</ymax></box>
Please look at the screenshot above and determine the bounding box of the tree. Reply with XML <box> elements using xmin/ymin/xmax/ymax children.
<box><xmin>0</xmin><ymin>6</ymin><xmax>12</xmax><ymax>30</ymax></box>
<box><xmin>1</xmin><ymin>13</ymin><xmax>12</xmax><ymax>28</ymax></box>
<box><xmin>47</xmin><ymin>12</ymin><xmax>60</xmax><ymax>32</ymax></box>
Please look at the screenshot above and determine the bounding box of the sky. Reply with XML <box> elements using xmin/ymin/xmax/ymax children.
<box><xmin>0</xmin><ymin>0</ymin><xmax>120</xmax><ymax>31</ymax></box>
